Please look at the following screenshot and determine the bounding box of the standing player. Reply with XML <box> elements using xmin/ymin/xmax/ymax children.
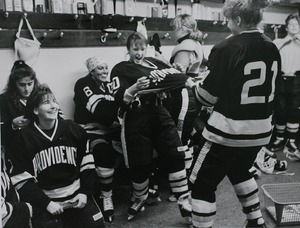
<box><xmin>111</xmin><ymin>32</ymin><xmax>191</xmax><ymax>222</ymax></box>
<box><xmin>9</xmin><ymin>85</ymin><xmax>105</xmax><ymax>228</ymax></box>
<box><xmin>267</xmin><ymin>14</ymin><xmax>300</xmax><ymax>160</ymax></box>
<box><xmin>169</xmin><ymin>14</ymin><xmax>204</xmax><ymax>171</ymax></box>
<box><xmin>186</xmin><ymin>0</ymin><xmax>281</xmax><ymax>227</ymax></box>
<box><xmin>73</xmin><ymin>56</ymin><xmax>121</xmax><ymax>222</ymax></box>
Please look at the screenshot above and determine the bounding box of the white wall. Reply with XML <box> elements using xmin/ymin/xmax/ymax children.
<box><xmin>0</xmin><ymin>45</ymin><xmax>212</xmax><ymax>120</ymax></box>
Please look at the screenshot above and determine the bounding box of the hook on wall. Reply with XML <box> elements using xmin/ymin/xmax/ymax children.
<box><xmin>162</xmin><ymin>32</ymin><xmax>171</xmax><ymax>40</ymax></box>
<box><xmin>74</xmin><ymin>14</ymin><xmax>79</xmax><ymax>20</ymax></box>
<box><xmin>100</xmin><ymin>33</ymin><xmax>109</xmax><ymax>43</ymax></box>
<box><xmin>4</xmin><ymin>12</ymin><xmax>9</xmax><ymax>19</ymax></box>
<box><xmin>41</xmin><ymin>32</ymin><xmax>48</xmax><ymax>40</ymax></box>
<box><xmin>222</xmin><ymin>18</ymin><xmax>227</xmax><ymax>26</ymax></box>
<box><xmin>129</xmin><ymin>17</ymin><xmax>134</xmax><ymax>23</ymax></box>
<box><xmin>58</xmin><ymin>31</ymin><xmax>64</xmax><ymax>39</ymax></box>
<box><xmin>89</xmin><ymin>15</ymin><xmax>94</xmax><ymax>21</ymax></box>
<box><xmin>142</xmin><ymin>18</ymin><xmax>147</xmax><ymax>23</ymax></box>
<box><xmin>116</xmin><ymin>32</ymin><xmax>122</xmax><ymax>39</ymax></box>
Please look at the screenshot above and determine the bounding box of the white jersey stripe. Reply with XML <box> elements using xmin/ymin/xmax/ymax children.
<box><xmin>202</xmin><ymin>129</ymin><xmax>271</xmax><ymax>147</ymax></box>
<box><xmin>11</xmin><ymin>172</ymin><xmax>35</xmax><ymax>190</ymax></box>
<box><xmin>189</xmin><ymin>141</ymin><xmax>211</xmax><ymax>184</ymax></box>
<box><xmin>207</xmin><ymin>111</ymin><xmax>272</xmax><ymax>135</ymax></box>
<box><xmin>177</xmin><ymin>88</ymin><xmax>189</xmax><ymax>138</ymax></box>
<box><xmin>195</xmin><ymin>86</ymin><xmax>218</xmax><ymax>105</ymax></box>
<box><xmin>42</xmin><ymin>179</ymin><xmax>80</xmax><ymax>199</ymax></box>
<box><xmin>121</xmin><ymin>112</ymin><xmax>129</xmax><ymax>168</ymax></box>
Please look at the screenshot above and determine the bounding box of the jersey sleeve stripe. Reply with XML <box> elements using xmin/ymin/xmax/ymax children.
<box><xmin>42</xmin><ymin>179</ymin><xmax>80</xmax><ymax>199</ymax></box>
<box><xmin>194</xmin><ymin>86</ymin><xmax>218</xmax><ymax>106</ymax></box>
<box><xmin>80</xmin><ymin>154</ymin><xmax>95</xmax><ymax>165</ymax></box>
<box><xmin>11</xmin><ymin>172</ymin><xmax>35</xmax><ymax>190</ymax></box>
<box><xmin>80</xmin><ymin>163</ymin><xmax>95</xmax><ymax>172</ymax></box>
<box><xmin>86</xmin><ymin>95</ymin><xmax>102</xmax><ymax>114</ymax></box>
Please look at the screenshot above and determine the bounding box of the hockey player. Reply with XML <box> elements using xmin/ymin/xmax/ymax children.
<box><xmin>185</xmin><ymin>0</ymin><xmax>281</xmax><ymax>227</ymax></box>
<box><xmin>0</xmin><ymin>60</ymin><xmax>64</xmax><ymax>159</ymax></box>
<box><xmin>1</xmin><ymin>148</ymin><xmax>32</xmax><ymax>228</ymax></box>
<box><xmin>169</xmin><ymin>14</ymin><xmax>204</xmax><ymax>159</ymax></box>
<box><xmin>9</xmin><ymin>85</ymin><xmax>105</xmax><ymax>228</ymax></box>
<box><xmin>73</xmin><ymin>56</ymin><xmax>121</xmax><ymax>222</ymax></box>
<box><xmin>111</xmin><ymin>32</ymin><xmax>191</xmax><ymax>222</ymax></box>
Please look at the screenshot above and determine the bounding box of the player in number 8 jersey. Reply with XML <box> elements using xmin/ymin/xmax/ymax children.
<box><xmin>185</xmin><ymin>0</ymin><xmax>281</xmax><ymax>227</ymax></box>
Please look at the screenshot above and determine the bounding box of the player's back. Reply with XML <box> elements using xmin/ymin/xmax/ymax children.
<box><xmin>202</xmin><ymin>31</ymin><xmax>281</xmax><ymax>147</ymax></box>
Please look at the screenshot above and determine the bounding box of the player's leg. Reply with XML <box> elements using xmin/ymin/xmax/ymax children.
<box><xmin>154</xmin><ymin>106</ymin><xmax>190</xmax><ymax>222</ymax></box>
<box><xmin>127</xmin><ymin>165</ymin><xmax>152</xmax><ymax>221</ymax></box>
<box><xmin>69</xmin><ymin>197</ymin><xmax>105</xmax><ymax>228</ymax></box>
<box><xmin>228</xmin><ymin>147</ymin><xmax>266</xmax><ymax>228</ymax></box>
<box><xmin>31</xmin><ymin>207</ymin><xmax>64</xmax><ymax>228</ymax></box>
<box><xmin>121</xmin><ymin>108</ymin><xmax>154</xmax><ymax>221</ymax></box>
<box><xmin>190</xmin><ymin>141</ymin><xmax>231</xmax><ymax>228</ymax></box>
<box><xmin>284</xmin><ymin>78</ymin><xmax>300</xmax><ymax>159</ymax></box>
<box><xmin>268</xmin><ymin>79</ymin><xmax>287</xmax><ymax>151</ymax></box>
<box><xmin>92</xmin><ymin>137</ymin><xmax>117</xmax><ymax>222</ymax></box>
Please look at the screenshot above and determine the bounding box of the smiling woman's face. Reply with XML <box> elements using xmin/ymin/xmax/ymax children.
<box><xmin>128</xmin><ymin>41</ymin><xmax>147</xmax><ymax>65</ymax></box>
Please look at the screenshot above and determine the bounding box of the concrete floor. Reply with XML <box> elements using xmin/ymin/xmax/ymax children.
<box><xmin>104</xmin><ymin>149</ymin><xmax>300</xmax><ymax>228</ymax></box>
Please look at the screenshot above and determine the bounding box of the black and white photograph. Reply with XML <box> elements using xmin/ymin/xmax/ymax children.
<box><xmin>1</xmin><ymin>0</ymin><xmax>300</xmax><ymax>227</ymax></box>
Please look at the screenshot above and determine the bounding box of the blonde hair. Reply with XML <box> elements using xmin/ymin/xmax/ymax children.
<box><xmin>170</xmin><ymin>14</ymin><xmax>203</xmax><ymax>42</ymax></box>
<box><xmin>223</xmin><ymin>0</ymin><xmax>269</xmax><ymax>27</ymax></box>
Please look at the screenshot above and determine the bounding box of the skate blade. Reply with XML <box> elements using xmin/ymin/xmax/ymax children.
<box><xmin>107</xmin><ymin>216</ymin><xmax>113</xmax><ymax>222</ymax></box>
<box><xmin>127</xmin><ymin>207</ymin><xmax>145</xmax><ymax>221</ymax></box>
<box><xmin>145</xmin><ymin>197</ymin><xmax>162</xmax><ymax>206</ymax></box>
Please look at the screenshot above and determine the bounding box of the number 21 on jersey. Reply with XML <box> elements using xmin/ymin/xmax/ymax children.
<box><xmin>241</xmin><ymin>61</ymin><xmax>278</xmax><ymax>105</ymax></box>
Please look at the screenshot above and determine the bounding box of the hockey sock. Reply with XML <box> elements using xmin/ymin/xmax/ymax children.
<box><xmin>132</xmin><ymin>179</ymin><xmax>149</xmax><ymax>201</ymax></box>
<box><xmin>286</xmin><ymin>122</ymin><xmax>299</xmax><ymax>140</ymax></box>
<box><xmin>95</xmin><ymin>167</ymin><xmax>114</xmax><ymax>193</ymax></box>
<box><xmin>233</xmin><ymin>179</ymin><xmax>264</xmax><ymax>224</ymax></box>
<box><xmin>168</xmin><ymin>169</ymin><xmax>188</xmax><ymax>199</ymax></box>
<box><xmin>191</xmin><ymin>198</ymin><xmax>216</xmax><ymax>228</ymax></box>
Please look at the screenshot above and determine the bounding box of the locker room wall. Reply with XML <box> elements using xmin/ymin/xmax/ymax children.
<box><xmin>0</xmin><ymin>45</ymin><xmax>213</xmax><ymax>120</ymax></box>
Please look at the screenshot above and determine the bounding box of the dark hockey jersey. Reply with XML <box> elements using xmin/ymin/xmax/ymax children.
<box><xmin>1</xmin><ymin>152</ymin><xmax>31</xmax><ymax>228</ymax></box>
<box><xmin>73</xmin><ymin>74</ymin><xmax>120</xmax><ymax>135</ymax></box>
<box><xmin>192</xmin><ymin>31</ymin><xmax>281</xmax><ymax>147</ymax></box>
<box><xmin>10</xmin><ymin>119</ymin><xmax>96</xmax><ymax>209</ymax></box>
<box><xmin>111</xmin><ymin>57</ymin><xmax>189</xmax><ymax>106</ymax></box>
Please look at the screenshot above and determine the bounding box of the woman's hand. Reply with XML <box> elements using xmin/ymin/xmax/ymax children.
<box><xmin>185</xmin><ymin>77</ymin><xmax>196</xmax><ymax>88</ymax></box>
<box><xmin>172</xmin><ymin>62</ymin><xmax>185</xmax><ymax>73</ymax></box>
<box><xmin>46</xmin><ymin>201</ymin><xmax>64</xmax><ymax>215</ymax></box>
<box><xmin>136</xmin><ymin>76</ymin><xmax>150</xmax><ymax>91</ymax></box>
<box><xmin>70</xmin><ymin>193</ymin><xmax>87</xmax><ymax>209</ymax></box>
<box><xmin>12</xmin><ymin>116</ymin><xmax>30</xmax><ymax>130</ymax></box>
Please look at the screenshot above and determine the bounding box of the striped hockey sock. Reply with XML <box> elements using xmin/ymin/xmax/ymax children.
<box><xmin>233</xmin><ymin>179</ymin><xmax>265</xmax><ymax>226</ymax></box>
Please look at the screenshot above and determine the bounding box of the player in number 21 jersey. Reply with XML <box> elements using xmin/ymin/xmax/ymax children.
<box><xmin>186</xmin><ymin>1</ymin><xmax>281</xmax><ymax>227</ymax></box>
<box><xmin>191</xmin><ymin>30</ymin><xmax>281</xmax><ymax>147</ymax></box>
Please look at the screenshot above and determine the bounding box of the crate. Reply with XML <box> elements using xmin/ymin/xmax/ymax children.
<box><xmin>261</xmin><ymin>183</ymin><xmax>300</xmax><ymax>226</ymax></box>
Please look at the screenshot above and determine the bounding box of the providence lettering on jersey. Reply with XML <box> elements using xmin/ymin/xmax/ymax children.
<box><xmin>32</xmin><ymin>145</ymin><xmax>77</xmax><ymax>176</ymax></box>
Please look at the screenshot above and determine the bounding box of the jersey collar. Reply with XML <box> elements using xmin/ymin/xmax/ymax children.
<box><xmin>34</xmin><ymin>119</ymin><xmax>58</xmax><ymax>141</ymax></box>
